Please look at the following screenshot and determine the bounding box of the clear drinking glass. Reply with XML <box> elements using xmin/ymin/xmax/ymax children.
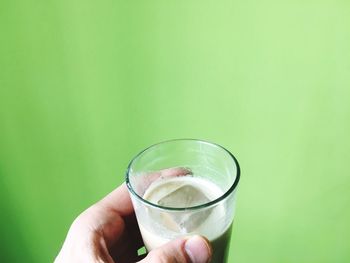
<box><xmin>126</xmin><ymin>139</ymin><xmax>240</xmax><ymax>263</ymax></box>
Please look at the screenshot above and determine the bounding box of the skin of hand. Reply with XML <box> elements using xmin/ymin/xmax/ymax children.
<box><xmin>54</xmin><ymin>183</ymin><xmax>212</xmax><ymax>263</ymax></box>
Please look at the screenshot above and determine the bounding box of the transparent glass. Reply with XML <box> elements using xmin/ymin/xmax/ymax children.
<box><xmin>126</xmin><ymin>139</ymin><xmax>240</xmax><ymax>263</ymax></box>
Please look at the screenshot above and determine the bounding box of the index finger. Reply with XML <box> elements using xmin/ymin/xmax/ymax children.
<box><xmin>98</xmin><ymin>183</ymin><xmax>134</xmax><ymax>216</ymax></box>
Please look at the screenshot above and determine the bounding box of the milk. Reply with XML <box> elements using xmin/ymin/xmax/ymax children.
<box><xmin>139</xmin><ymin>176</ymin><xmax>233</xmax><ymax>262</ymax></box>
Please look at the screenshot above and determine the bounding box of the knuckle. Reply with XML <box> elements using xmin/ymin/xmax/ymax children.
<box><xmin>147</xmin><ymin>249</ymin><xmax>187</xmax><ymax>263</ymax></box>
<box><xmin>147</xmin><ymin>250</ymin><xmax>169</xmax><ymax>263</ymax></box>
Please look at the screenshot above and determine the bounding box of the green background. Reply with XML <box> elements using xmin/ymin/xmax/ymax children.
<box><xmin>1</xmin><ymin>0</ymin><xmax>349</xmax><ymax>262</ymax></box>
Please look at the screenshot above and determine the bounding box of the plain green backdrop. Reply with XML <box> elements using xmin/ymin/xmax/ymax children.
<box><xmin>1</xmin><ymin>0</ymin><xmax>349</xmax><ymax>262</ymax></box>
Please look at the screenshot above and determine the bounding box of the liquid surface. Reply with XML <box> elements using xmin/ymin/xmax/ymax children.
<box><xmin>143</xmin><ymin>176</ymin><xmax>223</xmax><ymax>233</ymax></box>
<box><xmin>143</xmin><ymin>176</ymin><xmax>219</xmax><ymax>208</ymax></box>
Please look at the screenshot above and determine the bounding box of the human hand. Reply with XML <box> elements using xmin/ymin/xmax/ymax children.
<box><xmin>55</xmin><ymin>181</ymin><xmax>212</xmax><ymax>263</ymax></box>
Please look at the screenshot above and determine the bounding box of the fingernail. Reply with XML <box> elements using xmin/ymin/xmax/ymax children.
<box><xmin>183</xmin><ymin>167</ymin><xmax>193</xmax><ymax>175</ymax></box>
<box><xmin>185</xmin><ymin>235</ymin><xmax>212</xmax><ymax>263</ymax></box>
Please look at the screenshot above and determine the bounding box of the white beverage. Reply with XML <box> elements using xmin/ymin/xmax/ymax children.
<box><xmin>139</xmin><ymin>176</ymin><xmax>233</xmax><ymax>262</ymax></box>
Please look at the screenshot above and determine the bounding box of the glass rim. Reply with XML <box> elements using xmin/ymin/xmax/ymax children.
<box><xmin>125</xmin><ymin>138</ymin><xmax>241</xmax><ymax>211</ymax></box>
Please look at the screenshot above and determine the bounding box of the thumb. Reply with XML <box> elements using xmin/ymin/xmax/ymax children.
<box><xmin>138</xmin><ymin>235</ymin><xmax>212</xmax><ymax>263</ymax></box>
